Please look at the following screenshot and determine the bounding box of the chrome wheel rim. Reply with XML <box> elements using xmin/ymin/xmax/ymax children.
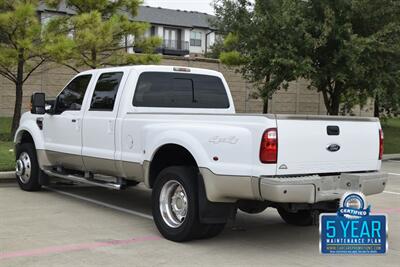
<box><xmin>16</xmin><ymin>152</ymin><xmax>31</xmax><ymax>184</ymax></box>
<box><xmin>159</xmin><ymin>180</ymin><xmax>188</xmax><ymax>228</ymax></box>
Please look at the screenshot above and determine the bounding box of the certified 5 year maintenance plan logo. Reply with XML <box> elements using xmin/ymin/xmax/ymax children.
<box><xmin>320</xmin><ymin>192</ymin><xmax>388</xmax><ymax>254</ymax></box>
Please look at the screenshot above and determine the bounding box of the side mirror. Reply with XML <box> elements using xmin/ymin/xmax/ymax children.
<box><xmin>31</xmin><ymin>92</ymin><xmax>46</xmax><ymax>115</ymax></box>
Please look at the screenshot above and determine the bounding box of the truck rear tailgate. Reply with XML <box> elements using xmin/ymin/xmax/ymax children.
<box><xmin>275</xmin><ymin>115</ymin><xmax>381</xmax><ymax>175</ymax></box>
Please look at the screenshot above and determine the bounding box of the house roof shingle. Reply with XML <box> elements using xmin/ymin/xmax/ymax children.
<box><xmin>135</xmin><ymin>6</ymin><xmax>215</xmax><ymax>29</ymax></box>
<box><xmin>37</xmin><ymin>3</ymin><xmax>216</xmax><ymax>30</ymax></box>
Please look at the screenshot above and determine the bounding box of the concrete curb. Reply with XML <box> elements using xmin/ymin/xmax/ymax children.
<box><xmin>383</xmin><ymin>154</ymin><xmax>400</xmax><ymax>160</ymax></box>
<box><xmin>0</xmin><ymin>171</ymin><xmax>14</xmax><ymax>182</ymax></box>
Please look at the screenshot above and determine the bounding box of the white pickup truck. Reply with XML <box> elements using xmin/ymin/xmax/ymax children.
<box><xmin>14</xmin><ymin>65</ymin><xmax>387</xmax><ymax>241</ymax></box>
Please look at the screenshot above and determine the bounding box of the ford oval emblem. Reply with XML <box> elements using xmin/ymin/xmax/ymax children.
<box><xmin>327</xmin><ymin>144</ymin><xmax>341</xmax><ymax>152</ymax></box>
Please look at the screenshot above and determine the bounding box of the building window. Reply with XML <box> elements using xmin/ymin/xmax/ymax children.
<box><xmin>190</xmin><ymin>31</ymin><xmax>202</xmax><ymax>47</ymax></box>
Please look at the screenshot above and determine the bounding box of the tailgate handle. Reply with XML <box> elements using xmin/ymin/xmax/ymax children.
<box><xmin>327</xmin><ymin>125</ymin><xmax>340</xmax><ymax>135</ymax></box>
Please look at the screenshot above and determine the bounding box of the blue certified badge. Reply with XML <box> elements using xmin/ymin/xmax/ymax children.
<box><xmin>320</xmin><ymin>192</ymin><xmax>388</xmax><ymax>254</ymax></box>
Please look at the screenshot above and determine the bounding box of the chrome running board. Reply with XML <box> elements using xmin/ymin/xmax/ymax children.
<box><xmin>43</xmin><ymin>169</ymin><xmax>122</xmax><ymax>190</ymax></box>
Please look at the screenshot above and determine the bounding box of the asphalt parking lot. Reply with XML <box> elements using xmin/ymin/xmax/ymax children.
<box><xmin>0</xmin><ymin>161</ymin><xmax>399</xmax><ymax>267</ymax></box>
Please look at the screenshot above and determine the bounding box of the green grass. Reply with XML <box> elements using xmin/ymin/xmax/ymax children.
<box><xmin>0</xmin><ymin>117</ymin><xmax>14</xmax><ymax>171</ymax></box>
<box><xmin>0</xmin><ymin>141</ymin><xmax>14</xmax><ymax>171</ymax></box>
<box><xmin>381</xmin><ymin>118</ymin><xmax>400</xmax><ymax>154</ymax></box>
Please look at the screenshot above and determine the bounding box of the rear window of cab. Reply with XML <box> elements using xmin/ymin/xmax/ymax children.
<box><xmin>132</xmin><ymin>72</ymin><xmax>230</xmax><ymax>109</ymax></box>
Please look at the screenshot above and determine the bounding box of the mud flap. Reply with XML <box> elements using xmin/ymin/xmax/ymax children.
<box><xmin>197</xmin><ymin>174</ymin><xmax>236</xmax><ymax>224</ymax></box>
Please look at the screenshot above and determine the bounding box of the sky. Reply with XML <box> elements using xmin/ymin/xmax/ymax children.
<box><xmin>143</xmin><ymin>0</ymin><xmax>215</xmax><ymax>15</ymax></box>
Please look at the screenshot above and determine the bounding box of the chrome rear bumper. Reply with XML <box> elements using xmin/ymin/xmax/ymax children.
<box><xmin>259</xmin><ymin>172</ymin><xmax>388</xmax><ymax>203</ymax></box>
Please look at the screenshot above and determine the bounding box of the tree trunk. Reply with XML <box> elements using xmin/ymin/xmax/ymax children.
<box><xmin>321</xmin><ymin>86</ymin><xmax>340</xmax><ymax>115</ymax></box>
<box><xmin>262</xmin><ymin>98</ymin><xmax>269</xmax><ymax>114</ymax></box>
<box><xmin>329</xmin><ymin>93</ymin><xmax>340</xmax><ymax>115</ymax></box>
<box><xmin>91</xmin><ymin>48</ymin><xmax>97</xmax><ymax>69</ymax></box>
<box><xmin>11</xmin><ymin>52</ymin><xmax>24</xmax><ymax>138</ymax></box>
<box><xmin>374</xmin><ymin>94</ymin><xmax>380</xmax><ymax>117</ymax></box>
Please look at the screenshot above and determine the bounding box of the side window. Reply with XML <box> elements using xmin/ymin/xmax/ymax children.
<box><xmin>90</xmin><ymin>72</ymin><xmax>123</xmax><ymax>111</ymax></box>
<box><xmin>132</xmin><ymin>72</ymin><xmax>230</xmax><ymax>109</ymax></box>
<box><xmin>190</xmin><ymin>31</ymin><xmax>202</xmax><ymax>47</ymax></box>
<box><xmin>56</xmin><ymin>75</ymin><xmax>92</xmax><ymax>113</ymax></box>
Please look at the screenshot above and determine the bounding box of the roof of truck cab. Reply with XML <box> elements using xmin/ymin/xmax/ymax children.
<box><xmin>78</xmin><ymin>65</ymin><xmax>222</xmax><ymax>76</ymax></box>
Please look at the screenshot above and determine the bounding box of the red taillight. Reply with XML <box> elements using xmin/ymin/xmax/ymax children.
<box><xmin>379</xmin><ymin>129</ymin><xmax>384</xmax><ymax>160</ymax></box>
<box><xmin>260</xmin><ymin>128</ymin><xmax>278</xmax><ymax>163</ymax></box>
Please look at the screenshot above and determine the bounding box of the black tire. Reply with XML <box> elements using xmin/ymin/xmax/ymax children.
<box><xmin>277</xmin><ymin>208</ymin><xmax>313</xmax><ymax>226</ymax></box>
<box><xmin>197</xmin><ymin>223</ymin><xmax>226</xmax><ymax>239</ymax></box>
<box><xmin>152</xmin><ymin>166</ymin><xmax>203</xmax><ymax>242</ymax></box>
<box><xmin>15</xmin><ymin>143</ymin><xmax>41</xmax><ymax>191</ymax></box>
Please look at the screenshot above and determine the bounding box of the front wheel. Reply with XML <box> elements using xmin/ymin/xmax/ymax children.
<box><xmin>15</xmin><ymin>143</ymin><xmax>41</xmax><ymax>191</ymax></box>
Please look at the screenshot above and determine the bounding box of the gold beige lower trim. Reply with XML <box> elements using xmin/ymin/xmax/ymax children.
<box><xmin>121</xmin><ymin>160</ymin><xmax>145</xmax><ymax>182</ymax></box>
<box><xmin>40</xmin><ymin>150</ymin><xmax>85</xmax><ymax>171</ymax></box>
<box><xmin>143</xmin><ymin>160</ymin><xmax>151</xmax><ymax>187</ymax></box>
<box><xmin>37</xmin><ymin>149</ymin><xmax>146</xmax><ymax>182</ymax></box>
<box><xmin>83</xmin><ymin>156</ymin><xmax>118</xmax><ymax>177</ymax></box>
<box><xmin>199</xmin><ymin>168</ymin><xmax>255</xmax><ymax>203</ymax></box>
<box><xmin>37</xmin><ymin>149</ymin><xmax>51</xmax><ymax>169</ymax></box>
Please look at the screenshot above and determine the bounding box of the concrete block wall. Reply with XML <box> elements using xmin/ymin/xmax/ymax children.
<box><xmin>0</xmin><ymin>63</ymin><xmax>77</xmax><ymax>116</ymax></box>
<box><xmin>0</xmin><ymin>56</ymin><xmax>374</xmax><ymax>116</ymax></box>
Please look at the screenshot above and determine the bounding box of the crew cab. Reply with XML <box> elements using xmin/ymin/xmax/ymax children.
<box><xmin>14</xmin><ymin>65</ymin><xmax>388</xmax><ymax>241</ymax></box>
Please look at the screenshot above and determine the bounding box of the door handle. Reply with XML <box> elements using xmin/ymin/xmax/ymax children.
<box><xmin>71</xmin><ymin>118</ymin><xmax>80</xmax><ymax>131</ymax></box>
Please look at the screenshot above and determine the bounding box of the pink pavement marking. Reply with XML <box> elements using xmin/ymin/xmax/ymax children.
<box><xmin>0</xmin><ymin>235</ymin><xmax>162</xmax><ymax>261</ymax></box>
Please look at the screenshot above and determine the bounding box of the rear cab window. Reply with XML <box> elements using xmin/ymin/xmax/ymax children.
<box><xmin>132</xmin><ymin>72</ymin><xmax>230</xmax><ymax>109</ymax></box>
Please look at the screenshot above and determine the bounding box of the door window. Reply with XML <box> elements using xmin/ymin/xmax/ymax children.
<box><xmin>89</xmin><ymin>72</ymin><xmax>123</xmax><ymax>111</ymax></box>
<box><xmin>56</xmin><ymin>75</ymin><xmax>92</xmax><ymax>113</ymax></box>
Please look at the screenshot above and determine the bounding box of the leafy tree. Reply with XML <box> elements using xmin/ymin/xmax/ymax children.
<box><xmin>302</xmin><ymin>0</ymin><xmax>400</xmax><ymax>115</ymax></box>
<box><xmin>45</xmin><ymin>0</ymin><xmax>161</xmax><ymax>71</ymax></box>
<box><xmin>204</xmin><ymin>37</ymin><xmax>225</xmax><ymax>59</ymax></box>
<box><xmin>352</xmin><ymin>0</ymin><xmax>400</xmax><ymax>117</ymax></box>
<box><xmin>0</xmin><ymin>0</ymin><xmax>47</xmax><ymax>136</ymax></box>
<box><xmin>215</xmin><ymin>0</ymin><xmax>400</xmax><ymax>115</ymax></box>
<box><xmin>213</xmin><ymin>0</ymin><xmax>311</xmax><ymax>113</ymax></box>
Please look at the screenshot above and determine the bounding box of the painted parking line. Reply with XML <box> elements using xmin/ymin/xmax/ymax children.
<box><xmin>44</xmin><ymin>187</ymin><xmax>154</xmax><ymax>220</ymax></box>
<box><xmin>383</xmin><ymin>190</ymin><xmax>400</xmax><ymax>195</ymax></box>
<box><xmin>0</xmin><ymin>235</ymin><xmax>161</xmax><ymax>261</ymax></box>
<box><xmin>388</xmin><ymin>172</ymin><xmax>400</xmax><ymax>176</ymax></box>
